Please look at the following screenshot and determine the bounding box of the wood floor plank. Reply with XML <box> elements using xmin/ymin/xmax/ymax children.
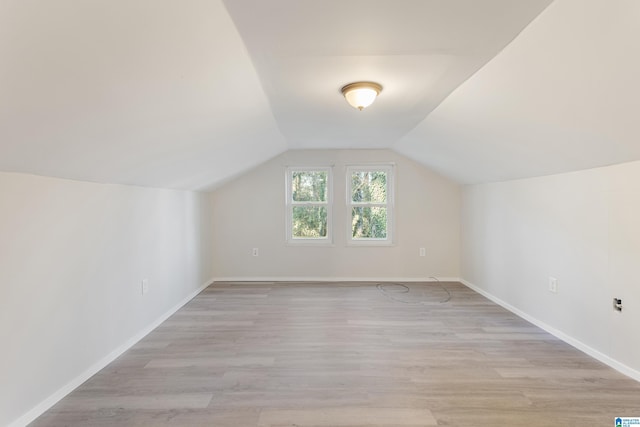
<box><xmin>144</xmin><ymin>356</ymin><xmax>275</xmax><ymax>369</ymax></box>
<box><xmin>31</xmin><ymin>281</ymin><xmax>640</xmax><ymax>426</ymax></box>
<box><xmin>257</xmin><ymin>407</ymin><xmax>437</xmax><ymax>426</ymax></box>
<box><xmin>54</xmin><ymin>393</ymin><xmax>213</xmax><ymax>410</ymax></box>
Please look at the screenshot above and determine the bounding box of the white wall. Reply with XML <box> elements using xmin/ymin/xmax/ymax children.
<box><xmin>211</xmin><ymin>149</ymin><xmax>461</xmax><ymax>280</ymax></box>
<box><xmin>462</xmin><ymin>160</ymin><xmax>640</xmax><ymax>379</ymax></box>
<box><xmin>0</xmin><ymin>172</ymin><xmax>214</xmax><ymax>427</ymax></box>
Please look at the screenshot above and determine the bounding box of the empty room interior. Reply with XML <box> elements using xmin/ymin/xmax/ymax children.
<box><xmin>2</xmin><ymin>0</ymin><xmax>640</xmax><ymax>426</ymax></box>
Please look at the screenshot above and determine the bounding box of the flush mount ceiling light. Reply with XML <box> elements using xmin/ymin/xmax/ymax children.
<box><xmin>341</xmin><ymin>81</ymin><xmax>382</xmax><ymax>111</ymax></box>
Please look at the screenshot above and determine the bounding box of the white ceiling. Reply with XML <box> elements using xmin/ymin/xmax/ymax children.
<box><xmin>2</xmin><ymin>1</ymin><xmax>639</xmax><ymax>190</ymax></box>
<box><xmin>223</xmin><ymin>0</ymin><xmax>553</xmax><ymax>150</ymax></box>
<box><xmin>0</xmin><ymin>0</ymin><xmax>287</xmax><ymax>190</ymax></box>
<box><xmin>394</xmin><ymin>0</ymin><xmax>640</xmax><ymax>184</ymax></box>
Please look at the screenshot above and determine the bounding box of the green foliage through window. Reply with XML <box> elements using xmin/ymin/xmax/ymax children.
<box><xmin>349</xmin><ymin>168</ymin><xmax>390</xmax><ymax>241</ymax></box>
<box><xmin>292</xmin><ymin>171</ymin><xmax>327</xmax><ymax>202</ymax></box>
<box><xmin>351</xmin><ymin>206</ymin><xmax>387</xmax><ymax>239</ymax></box>
<box><xmin>351</xmin><ymin>171</ymin><xmax>386</xmax><ymax>203</ymax></box>
<box><xmin>293</xmin><ymin>206</ymin><xmax>327</xmax><ymax>238</ymax></box>
<box><xmin>288</xmin><ymin>169</ymin><xmax>330</xmax><ymax>240</ymax></box>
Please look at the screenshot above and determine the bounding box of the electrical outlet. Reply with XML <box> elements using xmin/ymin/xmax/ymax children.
<box><xmin>142</xmin><ymin>278</ymin><xmax>149</xmax><ymax>295</ymax></box>
<box><xmin>613</xmin><ymin>298</ymin><xmax>623</xmax><ymax>312</ymax></box>
<box><xmin>252</xmin><ymin>248</ymin><xmax>259</xmax><ymax>257</ymax></box>
<box><xmin>419</xmin><ymin>248</ymin><xmax>426</xmax><ymax>257</ymax></box>
<box><xmin>548</xmin><ymin>277</ymin><xmax>558</xmax><ymax>294</ymax></box>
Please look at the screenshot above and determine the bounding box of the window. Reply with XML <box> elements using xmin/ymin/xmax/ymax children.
<box><xmin>285</xmin><ymin>167</ymin><xmax>332</xmax><ymax>243</ymax></box>
<box><xmin>346</xmin><ymin>165</ymin><xmax>394</xmax><ymax>244</ymax></box>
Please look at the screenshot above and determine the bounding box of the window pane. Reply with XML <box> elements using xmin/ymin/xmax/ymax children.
<box><xmin>292</xmin><ymin>206</ymin><xmax>328</xmax><ymax>238</ymax></box>
<box><xmin>351</xmin><ymin>207</ymin><xmax>387</xmax><ymax>239</ymax></box>
<box><xmin>351</xmin><ymin>171</ymin><xmax>386</xmax><ymax>203</ymax></box>
<box><xmin>292</xmin><ymin>171</ymin><xmax>327</xmax><ymax>202</ymax></box>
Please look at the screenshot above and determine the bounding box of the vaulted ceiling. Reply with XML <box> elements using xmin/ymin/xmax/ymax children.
<box><xmin>223</xmin><ymin>0</ymin><xmax>552</xmax><ymax>150</ymax></box>
<box><xmin>1</xmin><ymin>0</ymin><xmax>639</xmax><ymax>190</ymax></box>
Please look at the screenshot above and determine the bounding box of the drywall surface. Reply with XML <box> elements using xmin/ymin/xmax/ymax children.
<box><xmin>462</xmin><ymin>160</ymin><xmax>640</xmax><ymax>377</ymax></box>
<box><xmin>210</xmin><ymin>149</ymin><xmax>460</xmax><ymax>280</ymax></box>
<box><xmin>0</xmin><ymin>0</ymin><xmax>287</xmax><ymax>190</ymax></box>
<box><xmin>0</xmin><ymin>172</ymin><xmax>213</xmax><ymax>426</ymax></box>
<box><xmin>395</xmin><ymin>0</ymin><xmax>640</xmax><ymax>184</ymax></box>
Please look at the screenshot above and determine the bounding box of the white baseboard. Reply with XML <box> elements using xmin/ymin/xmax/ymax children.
<box><xmin>212</xmin><ymin>276</ymin><xmax>461</xmax><ymax>283</ymax></box>
<box><xmin>24</xmin><ymin>276</ymin><xmax>634</xmax><ymax>426</ymax></box>
<box><xmin>460</xmin><ymin>279</ymin><xmax>640</xmax><ymax>383</ymax></box>
<box><xmin>9</xmin><ymin>277</ymin><xmax>214</xmax><ymax>427</ymax></box>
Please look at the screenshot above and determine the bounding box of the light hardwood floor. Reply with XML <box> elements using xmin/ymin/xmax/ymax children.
<box><xmin>32</xmin><ymin>281</ymin><xmax>640</xmax><ymax>426</ymax></box>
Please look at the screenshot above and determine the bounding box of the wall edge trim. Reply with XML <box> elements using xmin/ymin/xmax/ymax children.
<box><xmin>211</xmin><ymin>276</ymin><xmax>461</xmax><ymax>283</ymax></box>
<box><xmin>9</xmin><ymin>277</ymin><xmax>214</xmax><ymax>427</ymax></box>
<box><xmin>460</xmin><ymin>278</ymin><xmax>640</xmax><ymax>383</ymax></box>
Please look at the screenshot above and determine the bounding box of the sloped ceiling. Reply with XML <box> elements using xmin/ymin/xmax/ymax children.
<box><xmin>223</xmin><ymin>0</ymin><xmax>552</xmax><ymax>150</ymax></box>
<box><xmin>3</xmin><ymin>1</ymin><xmax>638</xmax><ymax>190</ymax></box>
<box><xmin>0</xmin><ymin>0</ymin><xmax>287</xmax><ymax>190</ymax></box>
<box><xmin>395</xmin><ymin>0</ymin><xmax>640</xmax><ymax>183</ymax></box>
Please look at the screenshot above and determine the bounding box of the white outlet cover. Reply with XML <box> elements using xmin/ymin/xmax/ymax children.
<box><xmin>142</xmin><ymin>279</ymin><xmax>149</xmax><ymax>295</ymax></box>
<box><xmin>548</xmin><ymin>277</ymin><xmax>558</xmax><ymax>293</ymax></box>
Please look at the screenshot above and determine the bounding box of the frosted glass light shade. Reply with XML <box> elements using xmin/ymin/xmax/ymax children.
<box><xmin>341</xmin><ymin>82</ymin><xmax>382</xmax><ymax>110</ymax></box>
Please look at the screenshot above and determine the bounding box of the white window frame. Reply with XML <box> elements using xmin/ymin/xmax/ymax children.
<box><xmin>285</xmin><ymin>166</ymin><xmax>333</xmax><ymax>245</ymax></box>
<box><xmin>346</xmin><ymin>164</ymin><xmax>394</xmax><ymax>246</ymax></box>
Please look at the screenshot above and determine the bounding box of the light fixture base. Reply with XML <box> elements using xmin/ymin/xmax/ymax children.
<box><xmin>341</xmin><ymin>81</ymin><xmax>382</xmax><ymax>110</ymax></box>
